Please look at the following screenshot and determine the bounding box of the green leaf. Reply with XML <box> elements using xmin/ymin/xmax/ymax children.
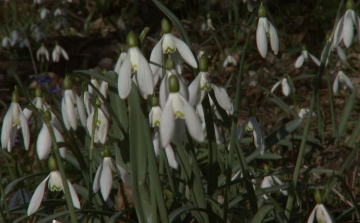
<box><xmin>265</xmin><ymin>119</ymin><xmax>302</xmax><ymax>150</ymax></box>
<box><xmin>251</xmin><ymin>205</ymin><xmax>274</xmax><ymax>223</ymax></box>
<box><xmin>5</xmin><ymin>172</ymin><xmax>48</xmax><ymax>196</ymax></box>
<box><xmin>338</xmin><ymin>85</ymin><xmax>358</xmax><ymax>136</ymax></box>
<box><xmin>169</xmin><ymin>206</ymin><xmax>225</xmax><ymax>223</ymax></box>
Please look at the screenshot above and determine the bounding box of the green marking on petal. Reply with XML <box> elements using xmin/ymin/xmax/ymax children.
<box><xmin>49</xmin><ymin>183</ymin><xmax>62</xmax><ymax>191</ymax></box>
<box><xmin>200</xmin><ymin>84</ymin><xmax>212</xmax><ymax>91</ymax></box>
<box><xmin>154</xmin><ymin>120</ymin><xmax>160</xmax><ymax>127</ymax></box>
<box><xmin>163</xmin><ymin>46</ymin><xmax>176</xmax><ymax>54</ymax></box>
<box><xmin>174</xmin><ymin>111</ymin><xmax>185</xmax><ymax>119</ymax></box>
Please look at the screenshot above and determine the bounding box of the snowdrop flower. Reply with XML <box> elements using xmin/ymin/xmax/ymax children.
<box><xmin>37</xmin><ymin>43</ymin><xmax>50</xmax><ymax>61</ymax></box>
<box><xmin>298</xmin><ymin>108</ymin><xmax>316</xmax><ymax>119</ymax></box>
<box><xmin>23</xmin><ymin>86</ymin><xmax>43</xmax><ymax>121</ymax></box>
<box><xmin>61</xmin><ymin>77</ymin><xmax>87</xmax><ymax>130</ymax></box>
<box><xmin>160</xmin><ymin>75</ymin><xmax>204</xmax><ymax>147</ymax></box>
<box><xmin>333</xmin><ymin>0</ymin><xmax>360</xmax><ymax>48</ymax></box>
<box><xmin>54</xmin><ymin>8</ymin><xmax>62</xmax><ymax>17</ymax></box>
<box><xmin>307</xmin><ymin>189</ymin><xmax>334</xmax><ymax>223</ymax></box>
<box><xmin>206</xmin><ymin>13</ymin><xmax>215</xmax><ymax>31</ymax></box>
<box><xmin>260</xmin><ymin>171</ymin><xmax>287</xmax><ymax>200</ymax></box>
<box><xmin>40</xmin><ymin>8</ymin><xmax>50</xmax><ymax>20</ymax></box>
<box><xmin>335</xmin><ymin>45</ymin><xmax>347</xmax><ymax>62</ymax></box>
<box><xmin>37</xmin><ymin>111</ymin><xmax>66</xmax><ymax>160</ymax></box>
<box><xmin>52</xmin><ymin>43</ymin><xmax>69</xmax><ymax>62</ymax></box>
<box><xmin>2</xmin><ymin>37</ymin><xmax>11</xmax><ymax>48</ymax></box>
<box><xmin>149</xmin><ymin>96</ymin><xmax>162</xmax><ymax>128</ymax></box>
<box><xmin>87</xmin><ymin>99</ymin><xmax>109</xmax><ymax>144</ymax></box>
<box><xmin>189</xmin><ymin>55</ymin><xmax>232</xmax><ymax>113</ymax></box>
<box><xmin>114</xmin><ymin>52</ymin><xmax>127</xmax><ymax>75</ymax></box>
<box><xmin>236</xmin><ymin>117</ymin><xmax>264</xmax><ymax>154</ymax></box>
<box><xmin>27</xmin><ymin>156</ymin><xmax>80</xmax><ymax>216</ymax></box>
<box><xmin>93</xmin><ymin>148</ymin><xmax>131</xmax><ymax>200</ymax></box>
<box><xmin>295</xmin><ymin>46</ymin><xmax>320</xmax><ymax>68</ymax></box>
<box><xmin>333</xmin><ymin>71</ymin><xmax>353</xmax><ymax>93</ymax></box>
<box><xmin>88</xmin><ymin>78</ymin><xmax>100</xmax><ymax>95</ymax></box>
<box><xmin>223</xmin><ymin>55</ymin><xmax>237</xmax><ymax>67</ymax></box>
<box><xmin>10</xmin><ymin>30</ymin><xmax>19</xmax><ymax>46</ymax></box>
<box><xmin>271</xmin><ymin>78</ymin><xmax>291</xmax><ymax>97</ymax></box>
<box><xmin>256</xmin><ymin>4</ymin><xmax>279</xmax><ymax>58</ymax></box>
<box><xmin>118</xmin><ymin>31</ymin><xmax>154</xmax><ymax>99</ymax></box>
<box><xmin>197</xmin><ymin>50</ymin><xmax>205</xmax><ymax>61</ymax></box>
<box><xmin>19</xmin><ymin>38</ymin><xmax>30</xmax><ymax>49</ymax></box>
<box><xmin>159</xmin><ymin>58</ymin><xmax>189</xmax><ymax>108</ymax></box>
<box><xmin>1</xmin><ymin>89</ymin><xmax>30</xmax><ymax>151</ymax></box>
<box><xmin>153</xmin><ymin>132</ymin><xmax>178</xmax><ymax>169</ymax></box>
<box><xmin>150</xmin><ymin>18</ymin><xmax>198</xmax><ymax>77</ymax></box>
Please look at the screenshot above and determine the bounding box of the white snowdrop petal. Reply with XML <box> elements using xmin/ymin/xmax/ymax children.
<box><xmin>336</xmin><ymin>46</ymin><xmax>347</xmax><ymax>62</ymax></box>
<box><xmin>86</xmin><ymin>112</ymin><xmax>94</xmax><ymax>138</ymax></box>
<box><xmin>118</xmin><ymin>54</ymin><xmax>132</xmax><ymax>99</ymax></box>
<box><xmin>134</xmin><ymin>48</ymin><xmax>154</xmax><ymax>98</ymax></box>
<box><xmin>100</xmin><ymin>158</ymin><xmax>113</xmax><ymax>200</ymax></box>
<box><xmin>67</xmin><ymin>180</ymin><xmax>81</xmax><ymax>209</ymax></box>
<box><xmin>333</xmin><ymin>16</ymin><xmax>344</xmax><ymax>47</ymax></box>
<box><xmin>93</xmin><ymin>163</ymin><xmax>103</xmax><ymax>193</ymax></box>
<box><xmin>37</xmin><ymin>125</ymin><xmax>52</xmax><ymax>160</ymax></box>
<box><xmin>149</xmin><ymin>37</ymin><xmax>163</xmax><ymax>75</ymax></box>
<box><xmin>160</xmin><ymin>98</ymin><xmax>175</xmax><ymax>147</ymax></box>
<box><xmin>188</xmin><ymin>74</ymin><xmax>202</xmax><ymax>106</ymax></box>
<box><xmin>53</xmin><ymin>126</ymin><xmax>66</xmax><ymax>158</ymax></box>
<box><xmin>19</xmin><ymin>105</ymin><xmax>30</xmax><ymax>150</ymax></box>
<box><xmin>343</xmin><ymin>11</ymin><xmax>354</xmax><ymax>48</ymax></box>
<box><xmin>271</xmin><ymin>80</ymin><xmax>282</xmax><ymax>93</ymax></box>
<box><xmin>182</xmin><ymin>97</ymin><xmax>204</xmax><ymax>142</ymax></box>
<box><xmin>153</xmin><ymin>133</ymin><xmax>160</xmax><ymax>157</ymax></box>
<box><xmin>172</xmin><ymin>35</ymin><xmax>198</xmax><ymax>68</ymax></box>
<box><xmin>281</xmin><ymin>78</ymin><xmax>291</xmax><ymax>97</ymax></box>
<box><xmin>295</xmin><ymin>54</ymin><xmax>305</xmax><ymax>68</ymax></box>
<box><xmin>61</xmin><ymin>48</ymin><xmax>69</xmax><ymax>60</ymax></box>
<box><xmin>97</xmin><ymin>110</ymin><xmax>109</xmax><ymax>144</ymax></box>
<box><xmin>165</xmin><ymin>145</ymin><xmax>178</xmax><ymax>169</ymax></box>
<box><xmin>256</xmin><ymin>19</ymin><xmax>268</xmax><ymax>58</ymax></box>
<box><xmin>269</xmin><ymin>22</ymin><xmax>279</xmax><ymax>55</ymax></box>
<box><xmin>342</xmin><ymin>72</ymin><xmax>353</xmax><ymax>89</ymax></box>
<box><xmin>213</xmin><ymin>86</ymin><xmax>232</xmax><ymax>111</ymax></box>
<box><xmin>159</xmin><ymin>75</ymin><xmax>169</xmax><ymax>108</ymax></box>
<box><xmin>1</xmin><ymin>103</ymin><xmax>14</xmax><ymax>149</ymax></box>
<box><xmin>114</xmin><ymin>161</ymin><xmax>131</xmax><ymax>188</ymax></box>
<box><xmin>309</xmin><ymin>54</ymin><xmax>321</xmax><ymax>66</ymax></box>
<box><xmin>27</xmin><ymin>175</ymin><xmax>50</xmax><ymax>216</ymax></box>
<box><xmin>64</xmin><ymin>91</ymin><xmax>77</xmax><ymax>130</ymax></box>
<box><xmin>307</xmin><ymin>205</ymin><xmax>317</xmax><ymax>223</ymax></box>
<box><xmin>114</xmin><ymin>52</ymin><xmax>127</xmax><ymax>75</ymax></box>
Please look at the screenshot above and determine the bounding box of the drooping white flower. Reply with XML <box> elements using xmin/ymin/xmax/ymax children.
<box><xmin>295</xmin><ymin>49</ymin><xmax>320</xmax><ymax>68</ymax></box>
<box><xmin>149</xmin><ymin>96</ymin><xmax>162</xmax><ymax>128</ymax></box>
<box><xmin>298</xmin><ymin>108</ymin><xmax>316</xmax><ymax>119</ymax></box>
<box><xmin>333</xmin><ymin>0</ymin><xmax>360</xmax><ymax>48</ymax></box>
<box><xmin>153</xmin><ymin>132</ymin><xmax>178</xmax><ymax>169</ymax></box>
<box><xmin>52</xmin><ymin>43</ymin><xmax>69</xmax><ymax>62</ymax></box>
<box><xmin>2</xmin><ymin>37</ymin><xmax>11</xmax><ymax>48</ymax></box>
<box><xmin>37</xmin><ymin>43</ymin><xmax>50</xmax><ymax>61</ymax></box>
<box><xmin>223</xmin><ymin>55</ymin><xmax>237</xmax><ymax>67</ymax></box>
<box><xmin>27</xmin><ymin>157</ymin><xmax>80</xmax><ymax>216</ymax></box>
<box><xmin>19</xmin><ymin>38</ymin><xmax>30</xmax><ymax>49</ymax></box>
<box><xmin>335</xmin><ymin>45</ymin><xmax>347</xmax><ymax>62</ymax></box>
<box><xmin>37</xmin><ymin>120</ymin><xmax>66</xmax><ymax>160</ymax></box>
<box><xmin>236</xmin><ymin>117</ymin><xmax>264</xmax><ymax>154</ymax></box>
<box><xmin>160</xmin><ymin>75</ymin><xmax>204</xmax><ymax>147</ymax></box>
<box><xmin>61</xmin><ymin>77</ymin><xmax>87</xmax><ymax>130</ymax></box>
<box><xmin>189</xmin><ymin>56</ymin><xmax>232</xmax><ymax>113</ymax></box>
<box><xmin>333</xmin><ymin>71</ymin><xmax>353</xmax><ymax>93</ymax></box>
<box><xmin>307</xmin><ymin>189</ymin><xmax>334</xmax><ymax>223</ymax></box>
<box><xmin>40</xmin><ymin>8</ymin><xmax>50</xmax><ymax>20</ymax></box>
<box><xmin>118</xmin><ymin>32</ymin><xmax>154</xmax><ymax>99</ymax></box>
<box><xmin>271</xmin><ymin>78</ymin><xmax>291</xmax><ymax>97</ymax></box>
<box><xmin>1</xmin><ymin>89</ymin><xmax>30</xmax><ymax>151</ymax></box>
<box><xmin>10</xmin><ymin>30</ymin><xmax>19</xmax><ymax>46</ymax></box>
<box><xmin>150</xmin><ymin>18</ymin><xmax>198</xmax><ymax>78</ymax></box>
<box><xmin>23</xmin><ymin>87</ymin><xmax>44</xmax><ymax>121</ymax></box>
<box><xmin>206</xmin><ymin>14</ymin><xmax>215</xmax><ymax>31</ymax></box>
<box><xmin>159</xmin><ymin>58</ymin><xmax>189</xmax><ymax>108</ymax></box>
<box><xmin>260</xmin><ymin>174</ymin><xmax>287</xmax><ymax>199</ymax></box>
<box><xmin>256</xmin><ymin>4</ymin><xmax>279</xmax><ymax>58</ymax></box>
<box><xmin>54</xmin><ymin>8</ymin><xmax>62</xmax><ymax>17</ymax></box>
<box><xmin>93</xmin><ymin>148</ymin><xmax>131</xmax><ymax>201</ymax></box>
<box><xmin>86</xmin><ymin>100</ymin><xmax>109</xmax><ymax>144</ymax></box>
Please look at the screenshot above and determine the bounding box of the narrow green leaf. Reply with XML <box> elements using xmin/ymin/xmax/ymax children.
<box><xmin>338</xmin><ymin>85</ymin><xmax>358</xmax><ymax>136</ymax></box>
<box><xmin>169</xmin><ymin>206</ymin><xmax>224</xmax><ymax>223</ymax></box>
<box><xmin>5</xmin><ymin>172</ymin><xmax>48</xmax><ymax>195</ymax></box>
<box><xmin>250</xmin><ymin>205</ymin><xmax>274</xmax><ymax>223</ymax></box>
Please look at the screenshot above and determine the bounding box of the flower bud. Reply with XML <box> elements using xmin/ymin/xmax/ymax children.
<box><xmin>314</xmin><ymin>189</ymin><xmax>322</xmax><ymax>204</ymax></box>
<box><xmin>199</xmin><ymin>55</ymin><xmax>209</xmax><ymax>71</ymax></box>
<box><xmin>103</xmin><ymin>147</ymin><xmax>111</xmax><ymax>157</ymax></box>
<box><xmin>48</xmin><ymin>156</ymin><xmax>58</xmax><ymax>172</ymax></box>
<box><xmin>346</xmin><ymin>0</ymin><xmax>355</xmax><ymax>10</ymax></box>
<box><xmin>168</xmin><ymin>75</ymin><xmax>180</xmax><ymax>93</ymax></box>
<box><xmin>151</xmin><ymin>95</ymin><xmax>159</xmax><ymax>107</ymax></box>
<box><xmin>126</xmin><ymin>31</ymin><xmax>139</xmax><ymax>47</ymax></box>
<box><xmin>36</xmin><ymin>86</ymin><xmax>42</xmax><ymax>97</ymax></box>
<box><xmin>64</xmin><ymin>76</ymin><xmax>72</xmax><ymax>90</ymax></box>
<box><xmin>12</xmin><ymin>88</ymin><xmax>20</xmax><ymax>103</ymax></box>
<box><xmin>166</xmin><ymin>57</ymin><xmax>175</xmax><ymax>70</ymax></box>
<box><xmin>161</xmin><ymin>18</ymin><xmax>171</xmax><ymax>34</ymax></box>
<box><xmin>258</xmin><ymin>4</ymin><xmax>267</xmax><ymax>18</ymax></box>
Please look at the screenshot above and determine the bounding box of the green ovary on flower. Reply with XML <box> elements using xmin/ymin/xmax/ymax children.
<box><xmin>174</xmin><ymin>111</ymin><xmax>185</xmax><ymax>119</ymax></box>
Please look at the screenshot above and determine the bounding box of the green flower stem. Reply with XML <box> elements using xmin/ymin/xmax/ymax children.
<box><xmin>285</xmin><ymin>41</ymin><xmax>331</xmax><ymax>218</ymax></box>
<box><xmin>224</xmin><ymin>22</ymin><xmax>256</xmax><ymax>219</ymax></box>
<box><xmin>44</xmin><ymin>121</ymin><xmax>79</xmax><ymax>223</ymax></box>
<box><xmin>202</xmin><ymin>95</ymin><xmax>218</xmax><ymax>204</ymax></box>
<box><xmin>325</xmin><ymin>68</ymin><xmax>337</xmax><ymax>142</ymax></box>
<box><xmin>316</xmin><ymin>92</ymin><xmax>324</xmax><ymax>139</ymax></box>
<box><xmin>0</xmin><ymin>175</ymin><xmax>10</xmax><ymax>222</ymax></box>
<box><xmin>88</xmin><ymin>102</ymin><xmax>98</xmax><ymax>209</ymax></box>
